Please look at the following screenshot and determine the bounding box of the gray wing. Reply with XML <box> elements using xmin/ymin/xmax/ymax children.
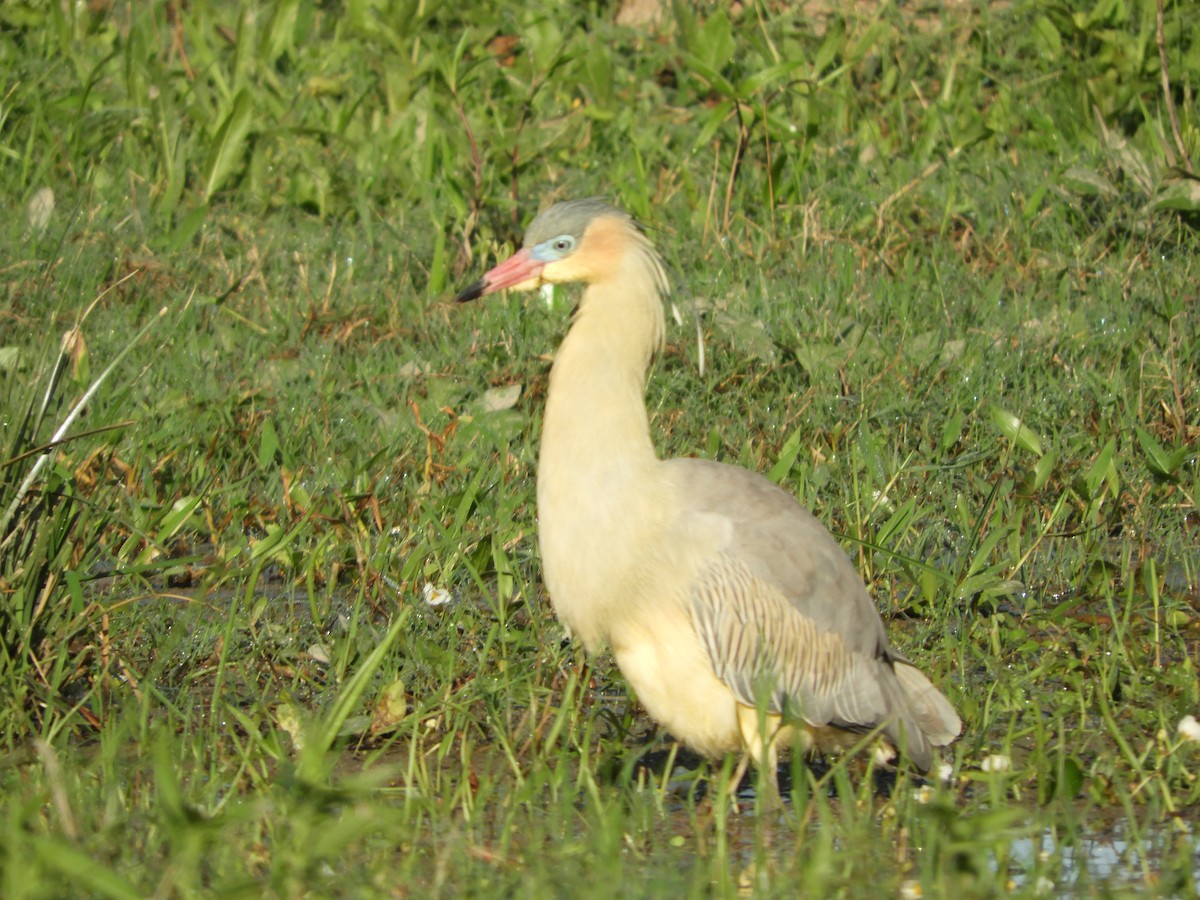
<box><xmin>669</xmin><ymin>457</ymin><xmax>960</xmax><ymax>768</ymax></box>
<box><xmin>671</xmin><ymin>457</ymin><xmax>890</xmax><ymax>657</ymax></box>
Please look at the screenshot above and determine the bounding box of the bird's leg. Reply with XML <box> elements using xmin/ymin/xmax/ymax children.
<box><xmin>758</xmin><ymin>736</ymin><xmax>783</xmax><ymax>810</ymax></box>
<box><xmin>735</xmin><ymin>704</ymin><xmax>784</xmax><ymax>810</ymax></box>
<box><xmin>728</xmin><ymin>749</ymin><xmax>753</xmax><ymax>813</ymax></box>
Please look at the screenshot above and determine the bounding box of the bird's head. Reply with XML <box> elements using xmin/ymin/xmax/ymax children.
<box><xmin>455</xmin><ymin>198</ymin><xmax>641</xmax><ymax>302</ymax></box>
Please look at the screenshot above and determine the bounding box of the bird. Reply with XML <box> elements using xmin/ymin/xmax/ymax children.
<box><xmin>455</xmin><ymin>198</ymin><xmax>960</xmax><ymax>792</ymax></box>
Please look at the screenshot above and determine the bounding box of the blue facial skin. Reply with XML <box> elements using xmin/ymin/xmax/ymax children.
<box><xmin>531</xmin><ymin>235</ymin><xmax>576</xmax><ymax>262</ymax></box>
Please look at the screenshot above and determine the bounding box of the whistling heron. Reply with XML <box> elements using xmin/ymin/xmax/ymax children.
<box><xmin>456</xmin><ymin>199</ymin><xmax>960</xmax><ymax>788</ymax></box>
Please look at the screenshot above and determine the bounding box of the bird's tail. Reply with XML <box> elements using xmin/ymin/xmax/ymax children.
<box><xmin>893</xmin><ymin>661</ymin><xmax>962</xmax><ymax>748</ymax></box>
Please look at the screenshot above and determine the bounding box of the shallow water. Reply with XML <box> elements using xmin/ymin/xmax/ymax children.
<box><xmin>108</xmin><ymin>582</ymin><xmax>1199</xmax><ymax>894</ymax></box>
<box><xmin>1009</xmin><ymin>817</ymin><xmax>1198</xmax><ymax>893</ymax></box>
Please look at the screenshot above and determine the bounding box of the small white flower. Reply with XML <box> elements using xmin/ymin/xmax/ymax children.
<box><xmin>980</xmin><ymin>754</ymin><xmax>1012</xmax><ymax>773</ymax></box>
<box><xmin>26</xmin><ymin>186</ymin><xmax>55</xmax><ymax>233</ymax></box>
<box><xmin>422</xmin><ymin>582</ymin><xmax>453</xmax><ymax>607</ymax></box>
<box><xmin>276</xmin><ymin>703</ymin><xmax>304</xmax><ymax>751</ymax></box>
<box><xmin>898</xmin><ymin>879</ymin><xmax>923</xmax><ymax>899</ymax></box>
<box><xmin>306</xmin><ymin>643</ymin><xmax>331</xmax><ymax>664</ymax></box>
<box><xmin>937</xmin><ymin>762</ymin><xmax>954</xmax><ymax>783</ymax></box>
<box><xmin>481</xmin><ymin>383</ymin><xmax>522</xmax><ymax>412</ymax></box>
<box><xmin>912</xmin><ymin>785</ymin><xmax>934</xmax><ymax>804</ymax></box>
<box><xmin>1177</xmin><ymin>714</ymin><xmax>1200</xmax><ymax>741</ymax></box>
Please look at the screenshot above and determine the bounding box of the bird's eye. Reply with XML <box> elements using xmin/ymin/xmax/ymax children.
<box><xmin>551</xmin><ymin>236</ymin><xmax>575</xmax><ymax>253</ymax></box>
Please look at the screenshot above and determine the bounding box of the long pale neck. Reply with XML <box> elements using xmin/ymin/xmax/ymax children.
<box><xmin>540</xmin><ymin>253</ymin><xmax>666</xmax><ymax>474</ymax></box>
<box><xmin>535</xmin><ymin>240</ymin><xmax>670</xmax><ymax>648</ymax></box>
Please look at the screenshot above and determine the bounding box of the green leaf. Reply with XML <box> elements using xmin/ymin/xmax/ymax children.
<box><xmin>1030</xmin><ymin>449</ymin><xmax>1058</xmax><ymax>491</ymax></box>
<box><xmin>260</xmin><ymin>0</ymin><xmax>300</xmax><ymax>64</ymax></box>
<box><xmin>941</xmin><ymin>410</ymin><xmax>966</xmax><ymax>453</ymax></box>
<box><xmin>681</xmin><ymin>54</ymin><xmax>736</xmax><ymax>98</ymax></box>
<box><xmin>249</xmin><ymin>523</ymin><xmax>288</xmax><ymax>562</ymax></box>
<box><xmin>258</xmin><ymin>418</ymin><xmax>281</xmax><ymax>470</ymax></box>
<box><xmin>583</xmin><ymin>42</ymin><xmax>615</xmax><ymax>108</ymax></box>
<box><xmin>692</xmin><ymin>98</ymin><xmax>735</xmax><ymax>152</ymax></box>
<box><xmin>988</xmin><ymin>404</ymin><xmax>1044</xmax><ymax>456</ymax></box>
<box><xmin>167</xmin><ymin>204</ymin><xmax>209</xmax><ymax>253</ymax></box>
<box><xmin>1084</xmin><ymin>0</ymin><xmax>1128</xmax><ymax>30</ymax></box>
<box><xmin>875</xmin><ymin>497</ymin><xmax>916</xmax><ymax>548</ymax></box>
<box><xmin>845</xmin><ymin>21</ymin><xmax>886</xmax><ymax>64</ymax></box>
<box><xmin>1058</xmin><ymin>756</ymin><xmax>1085</xmax><ymax>798</ymax></box>
<box><xmin>202</xmin><ymin>90</ymin><xmax>255</xmax><ymax>201</ymax></box>
<box><xmin>428</xmin><ymin>224</ymin><xmax>448</xmax><ymax>295</ymax></box>
<box><xmin>1083</xmin><ymin>439</ymin><xmax>1118</xmax><ymax>499</ymax></box>
<box><xmin>694</xmin><ymin>10</ymin><xmax>734</xmax><ymax>74</ymax></box>
<box><xmin>155</xmin><ymin>495</ymin><xmax>202</xmax><ymax>545</ymax></box>
<box><xmin>1151</xmin><ymin>176</ymin><xmax>1200</xmax><ymax>213</ymax></box>
<box><xmin>1135</xmin><ymin>426</ymin><xmax>1174</xmax><ymax>479</ymax></box>
<box><xmin>32</xmin><ymin>837</ymin><xmax>141</xmax><ymax>899</ymax></box>
<box><xmin>1033</xmin><ymin>15</ymin><xmax>1063</xmax><ymax>57</ymax></box>
<box><xmin>298</xmin><ymin>609</ymin><xmax>412</xmax><ymax>783</ymax></box>
<box><xmin>965</xmin><ymin>525</ymin><xmax>1010</xmax><ymax>579</ymax></box>
<box><xmin>65</xmin><ymin>568</ymin><xmax>85</xmax><ymax>616</ymax></box>
<box><xmin>736</xmin><ymin>60</ymin><xmax>803</xmax><ymax>97</ymax></box>
<box><xmin>1134</xmin><ymin>427</ymin><xmax>1192</xmax><ymax>479</ymax></box>
<box><xmin>767</xmin><ymin>426</ymin><xmax>806</xmax><ymax>484</ymax></box>
<box><xmin>793</xmin><ymin>340</ymin><xmax>845</xmax><ymax>383</ymax></box>
<box><xmin>812</xmin><ymin>21</ymin><xmax>845</xmax><ymax>75</ymax></box>
<box><xmin>1061</xmin><ymin>166</ymin><xmax>1117</xmax><ymax>198</ymax></box>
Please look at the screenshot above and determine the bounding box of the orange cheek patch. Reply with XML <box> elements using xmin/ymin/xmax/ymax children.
<box><xmin>575</xmin><ymin>218</ymin><xmax>627</xmax><ymax>279</ymax></box>
<box><xmin>540</xmin><ymin>216</ymin><xmax>628</xmax><ymax>284</ymax></box>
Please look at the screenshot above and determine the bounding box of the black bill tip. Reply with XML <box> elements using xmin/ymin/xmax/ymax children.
<box><xmin>454</xmin><ymin>279</ymin><xmax>487</xmax><ymax>303</ymax></box>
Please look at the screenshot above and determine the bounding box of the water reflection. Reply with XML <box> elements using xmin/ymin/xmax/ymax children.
<box><xmin>1009</xmin><ymin>818</ymin><xmax>1197</xmax><ymax>891</ymax></box>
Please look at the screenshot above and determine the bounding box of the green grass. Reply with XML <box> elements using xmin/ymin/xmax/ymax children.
<box><xmin>1</xmin><ymin>0</ymin><xmax>1198</xmax><ymax>895</ymax></box>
